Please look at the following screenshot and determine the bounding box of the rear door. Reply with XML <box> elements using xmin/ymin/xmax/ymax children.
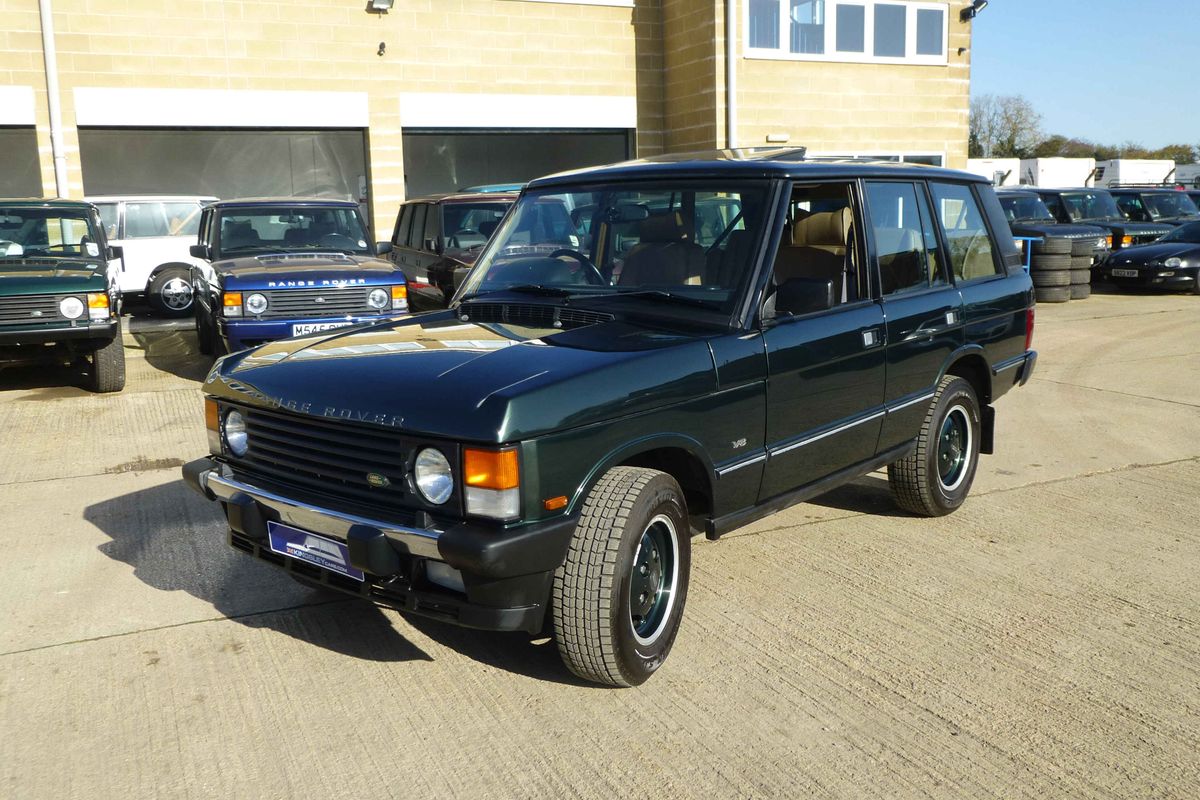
<box><xmin>866</xmin><ymin>180</ymin><xmax>964</xmax><ymax>453</ymax></box>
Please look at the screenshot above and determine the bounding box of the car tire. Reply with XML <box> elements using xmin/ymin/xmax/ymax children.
<box><xmin>1069</xmin><ymin>283</ymin><xmax>1092</xmax><ymax>300</ymax></box>
<box><xmin>148</xmin><ymin>267</ymin><xmax>194</xmax><ymax>317</ymax></box>
<box><xmin>88</xmin><ymin>333</ymin><xmax>126</xmax><ymax>393</ymax></box>
<box><xmin>1031</xmin><ymin>253</ymin><xmax>1073</xmax><ymax>270</ymax></box>
<box><xmin>1032</xmin><ymin>237</ymin><xmax>1073</xmax><ymax>255</ymax></box>
<box><xmin>1032</xmin><ymin>269</ymin><xmax>1071</xmax><ymax>287</ymax></box>
<box><xmin>1071</xmin><ymin>255</ymin><xmax>1093</xmax><ymax>269</ymax></box>
<box><xmin>1070</xmin><ymin>238</ymin><xmax>1095</xmax><ymax>257</ymax></box>
<box><xmin>1035</xmin><ymin>286</ymin><xmax>1072</xmax><ymax>303</ymax></box>
<box><xmin>552</xmin><ymin>466</ymin><xmax>691</xmax><ymax>687</ymax></box>
<box><xmin>1070</xmin><ymin>268</ymin><xmax>1092</xmax><ymax>285</ymax></box>
<box><xmin>888</xmin><ymin>375</ymin><xmax>981</xmax><ymax>517</ymax></box>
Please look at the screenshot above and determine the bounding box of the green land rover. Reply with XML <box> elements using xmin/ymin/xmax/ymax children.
<box><xmin>183</xmin><ymin>151</ymin><xmax>1037</xmax><ymax>686</ymax></box>
<box><xmin>0</xmin><ymin>199</ymin><xmax>125</xmax><ymax>393</ymax></box>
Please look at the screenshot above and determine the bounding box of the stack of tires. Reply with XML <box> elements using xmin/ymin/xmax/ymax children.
<box><xmin>1030</xmin><ymin>236</ymin><xmax>1092</xmax><ymax>303</ymax></box>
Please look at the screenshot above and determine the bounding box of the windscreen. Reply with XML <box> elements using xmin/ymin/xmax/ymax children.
<box><xmin>1159</xmin><ymin>221</ymin><xmax>1200</xmax><ymax>243</ymax></box>
<box><xmin>1142</xmin><ymin>192</ymin><xmax>1199</xmax><ymax>219</ymax></box>
<box><xmin>1000</xmin><ymin>194</ymin><xmax>1054</xmax><ymax>222</ymax></box>
<box><xmin>458</xmin><ymin>182</ymin><xmax>770</xmax><ymax>316</ymax></box>
<box><xmin>1061</xmin><ymin>191</ymin><xmax>1121</xmax><ymax>221</ymax></box>
<box><xmin>0</xmin><ymin>208</ymin><xmax>102</xmax><ymax>260</ymax></box>
<box><xmin>217</xmin><ymin>206</ymin><xmax>370</xmax><ymax>256</ymax></box>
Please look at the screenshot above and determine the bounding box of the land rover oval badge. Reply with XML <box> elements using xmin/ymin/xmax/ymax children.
<box><xmin>366</xmin><ymin>472</ymin><xmax>390</xmax><ymax>488</ymax></box>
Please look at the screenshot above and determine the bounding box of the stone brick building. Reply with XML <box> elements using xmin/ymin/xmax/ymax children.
<box><xmin>1</xmin><ymin>0</ymin><xmax>974</xmax><ymax>234</ymax></box>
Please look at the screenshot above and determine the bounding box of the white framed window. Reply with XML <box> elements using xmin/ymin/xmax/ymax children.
<box><xmin>746</xmin><ymin>1</ymin><xmax>948</xmax><ymax>66</ymax></box>
<box><xmin>807</xmin><ymin>153</ymin><xmax>945</xmax><ymax>167</ymax></box>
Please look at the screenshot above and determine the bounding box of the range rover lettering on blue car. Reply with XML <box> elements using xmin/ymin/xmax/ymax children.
<box><xmin>190</xmin><ymin>198</ymin><xmax>408</xmax><ymax>355</ymax></box>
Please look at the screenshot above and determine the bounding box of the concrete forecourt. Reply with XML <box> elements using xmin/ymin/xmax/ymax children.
<box><xmin>0</xmin><ymin>290</ymin><xmax>1197</xmax><ymax>798</ymax></box>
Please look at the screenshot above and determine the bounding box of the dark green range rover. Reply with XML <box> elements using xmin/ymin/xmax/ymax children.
<box><xmin>0</xmin><ymin>199</ymin><xmax>125</xmax><ymax>392</ymax></box>
<box><xmin>183</xmin><ymin>151</ymin><xmax>1037</xmax><ymax>686</ymax></box>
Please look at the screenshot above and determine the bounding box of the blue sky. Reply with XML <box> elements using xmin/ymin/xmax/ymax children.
<box><xmin>970</xmin><ymin>0</ymin><xmax>1199</xmax><ymax>148</ymax></box>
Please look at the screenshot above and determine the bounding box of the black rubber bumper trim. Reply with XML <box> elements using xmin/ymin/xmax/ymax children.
<box><xmin>436</xmin><ymin>514</ymin><xmax>579</xmax><ymax>579</ymax></box>
<box><xmin>0</xmin><ymin>319</ymin><xmax>119</xmax><ymax>345</ymax></box>
<box><xmin>1018</xmin><ymin>350</ymin><xmax>1038</xmax><ymax>386</ymax></box>
<box><xmin>181</xmin><ymin>457</ymin><xmax>219</xmax><ymax>499</ymax></box>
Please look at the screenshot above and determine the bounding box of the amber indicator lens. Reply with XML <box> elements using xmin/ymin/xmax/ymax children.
<box><xmin>463</xmin><ymin>448</ymin><xmax>519</xmax><ymax>490</ymax></box>
<box><xmin>543</xmin><ymin>496</ymin><xmax>568</xmax><ymax>511</ymax></box>
<box><xmin>391</xmin><ymin>285</ymin><xmax>407</xmax><ymax>300</ymax></box>
<box><xmin>87</xmin><ymin>293</ymin><xmax>109</xmax><ymax>309</ymax></box>
<box><xmin>223</xmin><ymin>292</ymin><xmax>243</xmax><ymax>306</ymax></box>
<box><xmin>204</xmin><ymin>398</ymin><xmax>219</xmax><ymax>432</ymax></box>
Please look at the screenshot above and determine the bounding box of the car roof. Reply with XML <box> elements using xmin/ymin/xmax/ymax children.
<box><xmin>402</xmin><ymin>192</ymin><xmax>520</xmax><ymax>204</ymax></box>
<box><xmin>0</xmin><ymin>197</ymin><xmax>96</xmax><ymax>209</ymax></box>
<box><xmin>211</xmin><ymin>197</ymin><xmax>360</xmax><ymax>208</ymax></box>
<box><xmin>1107</xmin><ymin>187</ymin><xmax>1185</xmax><ymax>194</ymax></box>
<box><xmin>1030</xmin><ymin>187</ymin><xmax>1113</xmax><ymax>194</ymax></box>
<box><xmin>84</xmin><ymin>195</ymin><xmax>218</xmax><ymax>202</ymax></box>
<box><xmin>995</xmin><ymin>188</ymin><xmax>1039</xmax><ymax>196</ymax></box>
<box><xmin>526</xmin><ymin>148</ymin><xmax>985</xmax><ymax>189</ymax></box>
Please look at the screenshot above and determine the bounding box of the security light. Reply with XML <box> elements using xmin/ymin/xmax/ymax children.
<box><xmin>960</xmin><ymin>0</ymin><xmax>987</xmax><ymax>22</ymax></box>
<box><xmin>368</xmin><ymin>0</ymin><xmax>394</xmax><ymax>12</ymax></box>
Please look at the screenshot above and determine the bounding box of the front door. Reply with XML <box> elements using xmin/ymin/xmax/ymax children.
<box><xmin>758</xmin><ymin>181</ymin><xmax>887</xmax><ymax>500</ymax></box>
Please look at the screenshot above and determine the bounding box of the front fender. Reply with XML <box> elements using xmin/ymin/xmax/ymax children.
<box><xmin>563</xmin><ymin>432</ymin><xmax>714</xmax><ymax>517</ymax></box>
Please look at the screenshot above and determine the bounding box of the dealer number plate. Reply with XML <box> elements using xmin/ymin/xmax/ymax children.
<box><xmin>1111</xmin><ymin>268</ymin><xmax>1139</xmax><ymax>278</ymax></box>
<box><xmin>292</xmin><ymin>321</ymin><xmax>353</xmax><ymax>337</ymax></box>
<box><xmin>266</xmin><ymin>521</ymin><xmax>364</xmax><ymax>581</ymax></box>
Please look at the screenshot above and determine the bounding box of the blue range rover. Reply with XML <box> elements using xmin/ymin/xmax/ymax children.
<box><xmin>190</xmin><ymin>198</ymin><xmax>407</xmax><ymax>354</ymax></box>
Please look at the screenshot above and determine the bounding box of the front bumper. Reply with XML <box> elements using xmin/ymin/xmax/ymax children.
<box><xmin>182</xmin><ymin>457</ymin><xmax>576</xmax><ymax>634</ymax></box>
<box><xmin>0</xmin><ymin>318</ymin><xmax>119</xmax><ymax>347</ymax></box>
<box><xmin>217</xmin><ymin>314</ymin><xmax>402</xmax><ymax>351</ymax></box>
<box><xmin>1097</xmin><ymin>265</ymin><xmax>1200</xmax><ymax>290</ymax></box>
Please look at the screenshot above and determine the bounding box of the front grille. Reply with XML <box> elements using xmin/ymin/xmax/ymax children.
<box><xmin>459</xmin><ymin>302</ymin><xmax>613</xmax><ymax>329</ymax></box>
<box><xmin>0</xmin><ymin>294</ymin><xmax>61</xmax><ymax>324</ymax></box>
<box><xmin>227</xmin><ymin>404</ymin><xmax>455</xmax><ymax>519</ymax></box>
<box><xmin>260</xmin><ymin>286</ymin><xmax>372</xmax><ymax>319</ymax></box>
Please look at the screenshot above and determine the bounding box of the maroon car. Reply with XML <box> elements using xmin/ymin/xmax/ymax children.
<box><xmin>387</xmin><ymin>192</ymin><xmax>518</xmax><ymax>311</ymax></box>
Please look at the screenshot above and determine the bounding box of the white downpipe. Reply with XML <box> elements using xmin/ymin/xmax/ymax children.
<box><xmin>725</xmin><ymin>0</ymin><xmax>738</xmax><ymax>149</ymax></box>
<box><xmin>38</xmin><ymin>0</ymin><xmax>69</xmax><ymax>197</ymax></box>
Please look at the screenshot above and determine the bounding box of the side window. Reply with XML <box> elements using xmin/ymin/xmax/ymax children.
<box><xmin>124</xmin><ymin>202</ymin><xmax>170</xmax><ymax>238</ymax></box>
<box><xmin>163</xmin><ymin>202</ymin><xmax>203</xmax><ymax>236</ymax></box>
<box><xmin>96</xmin><ymin>203</ymin><xmax>120</xmax><ymax>239</ymax></box>
<box><xmin>198</xmin><ymin>210</ymin><xmax>211</xmax><ymax>244</ymax></box>
<box><xmin>771</xmin><ymin>182</ymin><xmax>864</xmax><ymax>308</ymax></box>
<box><xmin>1040</xmin><ymin>193</ymin><xmax>1065</xmax><ymax>221</ymax></box>
<box><xmin>406</xmin><ymin>204</ymin><xmax>427</xmax><ymax>250</ymax></box>
<box><xmin>422</xmin><ymin>204</ymin><xmax>441</xmax><ymax>251</ymax></box>
<box><xmin>929</xmin><ymin>182</ymin><xmax>1000</xmax><ymax>282</ymax></box>
<box><xmin>393</xmin><ymin>205</ymin><xmax>412</xmax><ymax>246</ymax></box>
<box><xmin>865</xmin><ymin>181</ymin><xmax>939</xmax><ymax>295</ymax></box>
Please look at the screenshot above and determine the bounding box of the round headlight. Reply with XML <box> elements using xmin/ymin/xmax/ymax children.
<box><xmin>59</xmin><ymin>296</ymin><xmax>85</xmax><ymax>319</ymax></box>
<box><xmin>245</xmin><ymin>293</ymin><xmax>268</xmax><ymax>315</ymax></box>
<box><xmin>414</xmin><ymin>447</ymin><xmax>453</xmax><ymax>505</ymax></box>
<box><xmin>224</xmin><ymin>409</ymin><xmax>248</xmax><ymax>457</ymax></box>
<box><xmin>1164</xmin><ymin>257</ymin><xmax>1183</xmax><ymax>268</ymax></box>
<box><xmin>367</xmin><ymin>287</ymin><xmax>390</xmax><ymax>310</ymax></box>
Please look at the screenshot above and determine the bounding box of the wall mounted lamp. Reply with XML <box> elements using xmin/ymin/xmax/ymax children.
<box><xmin>368</xmin><ymin>0</ymin><xmax>394</xmax><ymax>13</ymax></box>
<box><xmin>960</xmin><ymin>0</ymin><xmax>987</xmax><ymax>22</ymax></box>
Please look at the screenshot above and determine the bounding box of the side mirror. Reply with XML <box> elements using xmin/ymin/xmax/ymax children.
<box><xmin>189</xmin><ymin>244</ymin><xmax>211</xmax><ymax>260</ymax></box>
<box><xmin>423</xmin><ymin>237</ymin><xmax>440</xmax><ymax>254</ymax></box>
<box><xmin>107</xmin><ymin>245</ymin><xmax>123</xmax><ymax>260</ymax></box>
<box><xmin>774</xmin><ymin>277</ymin><xmax>835</xmax><ymax>317</ymax></box>
<box><xmin>375</xmin><ymin>241</ymin><xmax>393</xmax><ymax>256</ymax></box>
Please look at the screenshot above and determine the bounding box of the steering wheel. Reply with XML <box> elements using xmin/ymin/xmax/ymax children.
<box><xmin>318</xmin><ymin>232</ymin><xmax>358</xmax><ymax>250</ymax></box>
<box><xmin>549</xmin><ymin>248</ymin><xmax>606</xmax><ymax>285</ymax></box>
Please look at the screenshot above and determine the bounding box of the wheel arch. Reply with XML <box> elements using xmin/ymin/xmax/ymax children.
<box><xmin>570</xmin><ymin>435</ymin><xmax>715</xmax><ymax>531</ymax></box>
<box><xmin>940</xmin><ymin>346</ymin><xmax>994</xmax><ymax>454</ymax></box>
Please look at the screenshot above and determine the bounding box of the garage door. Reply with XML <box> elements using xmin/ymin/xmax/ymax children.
<box><xmin>402</xmin><ymin>129</ymin><xmax>631</xmax><ymax>198</ymax></box>
<box><xmin>78</xmin><ymin>128</ymin><xmax>367</xmax><ymax>204</ymax></box>
<box><xmin>0</xmin><ymin>128</ymin><xmax>42</xmax><ymax>197</ymax></box>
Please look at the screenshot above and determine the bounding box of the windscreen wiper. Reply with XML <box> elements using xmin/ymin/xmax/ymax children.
<box><xmin>460</xmin><ymin>284</ymin><xmax>579</xmax><ymax>302</ymax></box>
<box><xmin>581</xmin><ymin>289</ymin><xmax>720</xmax><ymax>310</ymax></box>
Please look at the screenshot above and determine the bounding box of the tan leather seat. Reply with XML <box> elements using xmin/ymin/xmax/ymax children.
<box><xmin>618</xmin><ymin>212</ymin><xmax>706</xmax><ymax>286</ymax></box>
<box><xmin>773</xmin><ymin>208</ymin><xmax>853</xmax><ymax>302</ymax></box>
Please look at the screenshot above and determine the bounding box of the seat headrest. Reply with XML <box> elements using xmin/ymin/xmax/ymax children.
<box><xmin>792</xmin><ymin>208</ymin><xmax>852</xmax><ymax>248</ymax></box>
<box><xmin>639</xmin><ymin>211</ymin><xmax>686</xmax><ymax>243</ymax></box>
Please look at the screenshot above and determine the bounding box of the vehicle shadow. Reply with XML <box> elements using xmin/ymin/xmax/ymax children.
<box><xmin>84</xmin><ymin>478</ymin><xmax>432</xmax><ymax>664</ymax></box>
<box><xmin>0</xmin><ymin>360</ymin><xmax>92</xmax><ymax>396</ymax></box>
<box><xmin>806</xmin><ymin>473</ymin><xmax>911</xmax><ymax>517</ymax></box>
<box><xmin>123</xmin><ymin>303</ymin><xmax>213</xmax><ymax>382</ymax></box>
